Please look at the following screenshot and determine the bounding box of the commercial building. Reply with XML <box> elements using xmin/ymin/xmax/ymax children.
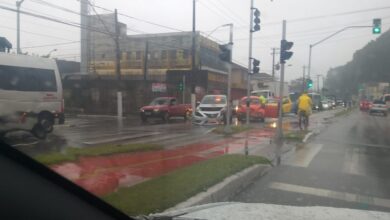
<box><xmin>64</xmin><ymin>14</ymin><xmax>248</xmax><ymax>112</ymax></box>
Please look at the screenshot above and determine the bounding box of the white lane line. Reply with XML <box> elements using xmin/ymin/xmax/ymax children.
<box><xmin>12</xmin><ymin>141</ymin><xmax>39</xmax><ymax>147</ymax></box>
<box><xmin>343</xmin><ymin>147</ymin><xmax>363</xmax><ymax>176</ymax></box>
<box><xmin>269</xmin><ymin>182</ymin><xmax>390</xmax><ymax>209</ymax></box>
<box><xmin>285</xmin><ymin>144</ymin><xmax>323</xmax><ymax>167</ymax></box>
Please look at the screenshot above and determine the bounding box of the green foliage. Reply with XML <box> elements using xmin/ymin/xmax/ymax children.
<box><xmin>325</xmin><ymin>29</ymin><xmax>390</xmax><ymax>98</ymax></box>
<box><xmin>103</xmin><ymin>155</ymin><xmax>269</xmax><ymax>216</ymax></box>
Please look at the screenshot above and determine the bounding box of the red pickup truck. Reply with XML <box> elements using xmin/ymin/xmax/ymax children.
<box><xmin>140</xmin><ymin>97</ymin><xmax>192</xmax><ymax>122</ymax></box>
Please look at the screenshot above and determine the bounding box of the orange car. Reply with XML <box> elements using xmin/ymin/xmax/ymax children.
<box><xmin>236</xmin><ymin>96</ymin><xmax>265</xmax><ymax>122</ymax></box>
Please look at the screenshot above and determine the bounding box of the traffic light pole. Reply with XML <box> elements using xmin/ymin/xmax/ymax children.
<box><xmin>225</xmin><ymin>24</ymin><xmax>234</xmax><ymax>132</ymax></box>
<box><xmin>191</xmin><ymin>0</ymin><xmax>197</xmax><ymax>116</ymax></box>
<box><xmin>114</xmin><ymin>9</ymin><xmax>123</xmax><ymax>119</ymax></box>
<box><xmin>307</xmin><ymin>25</ymin><xmax>372</xmax><ymax>79</ymax></box>
<box><xmin>276</xmin><ymin>20</ymin><xmax>287</xmax><ymax>143</ymax></box>
<box><xmin>246</xmin><ymin>0</ymin><xmax>254</xmax><ymax>126</ymax></box>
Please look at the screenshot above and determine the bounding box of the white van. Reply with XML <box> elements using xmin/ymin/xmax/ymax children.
<box><xmin>0</xmin><ymin>53</ymin><xmax>64</xmax><ymax>139</ymax></box>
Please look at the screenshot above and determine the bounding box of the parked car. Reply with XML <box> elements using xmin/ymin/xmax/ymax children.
<box><xmin>321</xmin><ymin>100</ymin><xmax>330</xmax><ymax>110</ymax></box>
<box><xmin>192</xmin><ymin>95</ymin><xmax>229</xmax><ymax>125</ymax></box>
<box><xmin>236</xmin><ymin>96</ymin><xmax>265</xmax><ymax>122</ymax></box>
<box><xmin>382</xmin><ymin>94</ymin><xmax>390</xmax><ymax>111</ymax></box>
<box><xmin>369</xmin><ymin>100</ymin><xmax>387</xmax><ymax>117</ymax></box>
<box><xmin>263</xmin><ymin>97</ymin><xmax>292</xmax><ymax>118</ymax></box>
<box><xmin>360</xmin><ymin>100</ymin><xmax>372</xmax><ymax>111</ymax></box>
<box><xmin>0</xmin><ymin>53</ymin><xmax>64</xmax><ymax>139</ymax></box>
<box><xmin>140</xmin><ymin>97</ymin><xmax>191</xmax><ymax>122</ymax></box>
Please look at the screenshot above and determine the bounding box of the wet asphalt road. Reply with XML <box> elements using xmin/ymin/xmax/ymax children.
<box><xmin>3</xmin><ymin>109</ymin><xmax>338</xmax><ymax>157</ymax></box>
<box><xmin>231</xmin><ymin>110</ymin><xmax>390</xmax><ymax>213</ymax></box>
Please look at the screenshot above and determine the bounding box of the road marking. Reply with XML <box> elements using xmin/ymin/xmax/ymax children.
<box><xmin>343</xmin><ymin>147</ymin><xmax>363</xmax><ymax>176</ymax></box>
<box><xmin>12</xmin><ymin>141</ymin><xmax>39</xmax><ymax>147</ymax></box>
<box><xmin>269</xmin><ymin>182</ymin><xmax>390</xmax><ymax>209</ymax></box>
<box><xmin>284</xmin><ymin>144</ymin><xmax>323</xmax><ymax>167</ymax></box>
<box><xmin>317</xmin><ymin>138</ymin><xmax>390</xmax><ymax>149</ymax></box>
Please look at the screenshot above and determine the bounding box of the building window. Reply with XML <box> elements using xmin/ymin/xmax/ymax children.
<box><xmin>152</xmin><ymin>51</ymin><xmax>159</xmax><ymax>59</ymax></box>
<box><xmin>101</xmin><ymin>54</ymin><xmax>105</xmax><ymax>59</ymax></box>
<box><xmin>161</xmin><ymin>50</ymin><xmax>167</xmax><ymax>59</ymax></box>
<box><xmin>136</xmin><ymin>51</ymin><xmax>141</xmax><ymax>60</ymax></box>
<box><xmin>183</xmin><ymin>49</ymin><xmax>189</xmax><ymax>59</ymax></box>
<box><xmin>126</xmin><ymin>52</ymin><xmax>132</xmax><ymax>60</ymax></box>
<box><xmin>170</xmin><ymin>50</ymin><xmax>177</xmax><ymax>59</ymax></box>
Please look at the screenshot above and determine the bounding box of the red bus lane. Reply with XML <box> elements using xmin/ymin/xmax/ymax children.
<box><xmin>51</xmin><ymin>129</ymin><xmax>276</xmax><ymax>196</ymax></box>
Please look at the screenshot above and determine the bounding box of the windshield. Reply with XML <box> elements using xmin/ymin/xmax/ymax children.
<box><xmin>1</xmin><ymin>0</ymin><xmax>390</xmax><ymax>219</ymax></box>
<box><xmin>201</xmin><ymin>96</ymin><xmax>227</xmax><ymax>104</ymax></box>
<box><xmin>149</xmin><ymin>98</ymin><xmax>170</xmax><ymax>106</ymax></box>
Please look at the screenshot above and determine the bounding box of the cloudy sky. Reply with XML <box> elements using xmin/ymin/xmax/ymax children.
<box><xmin>0</xmin><ymin>0</ymin><xmax>389</xmax><ymax>84</ymax></box>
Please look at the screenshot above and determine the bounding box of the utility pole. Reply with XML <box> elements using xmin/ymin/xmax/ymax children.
<box><xmin>143</xmin><ymin>40</ymin><xmax>149</xmax><ymax>81</ymax></box>
<box><xmin>302</xmin><ymin>65</ymin><xmax>306</xmax><ymax>93</ymax></box>
<box><xmin>182</xmin><ymin>75</ymin><xmax>186</xmax><ymax>104</ymax></box>
<box><xmin>191</xmin><ymin>0</ymin><xmax>196</xmax><ymax>115</ymax></box>
<box><xmin>80</xmin><ymin>0</ymin><xmax>88</xmax><ymax>74</ymax></box>
<box><xmin>275</xmin><ymin>20</ymin><xmax>287</xmax><ymax>150</ymax></box>
<box><xmin>246</xmin><ymin>0</ymin><xmax>254</xmax><ymax>126</ymax></box>
<box><xmin>271</xmin><ymin>48</ymin><xmax>279</xmax><ymax>79</ymax></box>
<box><xmin>16</xmin><ymin>0</ymin><xmax>25</xmax><ymax>54</ymax></box>
<box><xmin>114</xmin><ymin>9</ymin><xmax>122</xmax><ymax>118</ymax></box>
<box><xmin>225</xmin><ymin>24</ymin><xmax>233</xmax><ymax>132</ymax></box>
<box><xmin>317</xmin><ymin>74</ymin><xmax>320</xmax><ymax>93</ymax></box>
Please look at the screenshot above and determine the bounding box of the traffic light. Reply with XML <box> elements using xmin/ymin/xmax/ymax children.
<box><xmin>178</xmin><ymin>82</ymin><xmax>184</xmax><ymax>91</ymax></box>
<box><xmin>219</xmin><ymin>44</ymin><xmax>231</xmax><ymax>62</ymax></box>
<box><xmin>280</xmin><ymin>39</ymin><xmax>294</xmax><ymax>64</ymax></box>
<box><xmin>307</xmin><ymin>79</ymin><xmax>313</xmax><ymax>89</ymax></box>
<box><xmin>252</xmin><ymin>8</ymin><xmax>261</xmax><ymax>32</ymax></box>
<box><xmin>251</xmin><ymin>58</ymin><xmax>260</xmax><ymax>74</ymax></box>
<box><xmin>373</xmin><ymin>18</ymin><xmax>381</xmax><ymax>34</ymax></box>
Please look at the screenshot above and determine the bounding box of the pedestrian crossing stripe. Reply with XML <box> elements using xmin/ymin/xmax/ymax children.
<box><xmin>269</xmin><ymin>182</ymin><xmax>390</xmax><ymax>209</ymax></box>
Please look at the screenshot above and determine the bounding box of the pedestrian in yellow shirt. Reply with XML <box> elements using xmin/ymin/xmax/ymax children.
<box><xmin>297</xmin><ymin>92</ymin><xmax>313</xmax><ymax>130</ymax></box>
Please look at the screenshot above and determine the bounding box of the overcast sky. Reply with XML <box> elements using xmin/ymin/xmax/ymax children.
<box><xmin>0</xmin><ymin>0</ymin><xmax>389</xmax><ymax>84</ymax></box>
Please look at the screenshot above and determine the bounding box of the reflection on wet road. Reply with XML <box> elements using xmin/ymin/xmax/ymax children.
<box><xmin>232</xmin><ymin>110</ymin><xmax>390</xmax><ymax>213</ymax></box>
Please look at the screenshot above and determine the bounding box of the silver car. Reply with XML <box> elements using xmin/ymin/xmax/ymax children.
<box><xmin>192</xmin><ymin>95</ymin><xmax>227</xmax><ymax>125</ymax></box>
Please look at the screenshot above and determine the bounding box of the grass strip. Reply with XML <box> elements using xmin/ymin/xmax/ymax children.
<box><xmin>284</xmin><ymin>130</ymin><xmax>310</xmax><ymax>142</ymax></box>
<box><xmin>103</xmin><ymin>154</ymin><xmax>269</xmax><ymax>216</ymax></box>
<box><xmin>213</xmin><ymin>125</ymin><xmax>252</xmax><ymax>135</ymax></box>
<box><xmin>34</xmin><ymin>143</ymin><xmax>163</xmax><ymax>165</ymax></box>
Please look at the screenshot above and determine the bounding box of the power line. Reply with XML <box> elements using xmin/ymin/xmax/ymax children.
<box><xmin>30</xmin><ymin>0</ymin><xmax>86</xmax><ymax>17</ymax></box>
<box><xmin>0</xmin><ymin>24</ymin><xmax>76</xmax><ymax>41</ymax></box>
<box><xmin>0</xmin><ymin>5</ymin><xmax>112</xmax><ymax>35</ymax></box>
<box><xmin>203</xmin><ymin>0</ymin><xmax>247</xmax><ymax>26</ymax></box>
<box><xmin>86</xmin><ymin>1</ymin><xmax>185</xmax><ymax>32</ymax></box>
<box><xmin>214</xmin><ymin>0</ymin><xmax>247</xmax><ymax>25</ymax></box>
<box><xmin>22</xmin><ymin>41</ymin><xmax>80</xmax><ymax>49</ymax></box>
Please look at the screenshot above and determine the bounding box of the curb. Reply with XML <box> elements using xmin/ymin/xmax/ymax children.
<box><xmin>166</xmin><ymin>164</ymin><xmax>271</xmax><ymax>212</ymax></box>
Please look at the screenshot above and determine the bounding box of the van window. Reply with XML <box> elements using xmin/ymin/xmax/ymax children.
<box><xmin>0</xmin><ymin>65</ymin><xmax>57</xmax><ymax>92</ymax></box>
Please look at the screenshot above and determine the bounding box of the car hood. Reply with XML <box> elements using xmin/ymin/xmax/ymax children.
<box><xmin>150</xmin><ymin>202</ymin><xmax>390</xmax><ymax>220</ymax></box>
<box><xmin>198</xmin><ymin>104</ymin><xmax>226</xmax><ymax>108</ymax></box>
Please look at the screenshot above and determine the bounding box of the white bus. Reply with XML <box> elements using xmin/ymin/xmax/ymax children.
<box><xmin>0</xmin><ymin>53</ymin><xmax>64</xmax><ymax>139</ymax></box>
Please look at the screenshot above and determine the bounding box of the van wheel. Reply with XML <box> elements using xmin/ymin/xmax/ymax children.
<box><xmin>31</xmin><ymin>124</ymin><xmax>47</xmax><ymax>140</ymax></box>
<box><xmin>39</xmin><ymin>113</ymin><xmax>54</xmax><ymax>133</ymax></box>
